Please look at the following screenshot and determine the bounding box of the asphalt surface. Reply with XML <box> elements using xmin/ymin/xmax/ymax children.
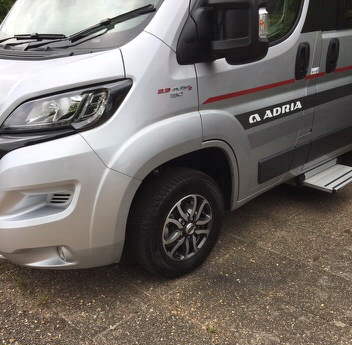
<box><xmin>1</xmin><ymin>184</ymin><xmax>352</xmax><ymax>345</ymax></box>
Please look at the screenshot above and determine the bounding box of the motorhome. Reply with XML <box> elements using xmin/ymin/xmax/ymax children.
<box><xmin>0</xmin><ymin>0</ymin><xmax>351</xmax><ymax>277</ymax></box>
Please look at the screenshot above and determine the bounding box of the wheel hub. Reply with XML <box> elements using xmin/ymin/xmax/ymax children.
<box><xmin>162</xmin><ymin>194</ymin><xmax>213</xmax><ymax>261</ymax></box>
<box><xmin>185</xmin><ymin>223</ymin><xmax>196</xmax><ymax>236</ymax></box>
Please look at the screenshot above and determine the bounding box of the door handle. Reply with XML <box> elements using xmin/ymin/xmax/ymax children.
<box><xmin>295</xmin><ymin>42</ymin><xmax>310</xmax><ymax>80</ymax></box>
<box><xmin>326</xmin><ymin>38</ymin><xmax>340</xmax><ymax>73</ymax></box>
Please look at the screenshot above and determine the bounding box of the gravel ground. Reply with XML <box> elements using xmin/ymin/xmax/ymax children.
<box><xmin>1</xmin><ymin>184</ymin><xmax>352</xmax><ymax>345</ymax></box>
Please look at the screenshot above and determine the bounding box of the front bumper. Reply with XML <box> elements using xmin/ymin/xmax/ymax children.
<box><xmin>0</xmin><ymin>134</ymin><xmax>139</xmax><ymax>269</ymax></box>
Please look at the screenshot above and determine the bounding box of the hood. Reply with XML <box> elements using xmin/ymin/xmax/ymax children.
<box><xmin>0</xmin><ymin>49</ymin><xmax>126</xmax><ymax>122</ymax></box>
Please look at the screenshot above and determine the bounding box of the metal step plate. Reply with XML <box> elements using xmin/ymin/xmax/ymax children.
<box><xmin>303</xmin><ymin>163</ymin><xmax>352</xmax><ymax>193</ymax></box>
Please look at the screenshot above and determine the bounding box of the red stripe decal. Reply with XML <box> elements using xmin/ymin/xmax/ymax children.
<box><xmin>203</xmin><ymin>79</ymin><xmax>295</xmax><ymax>105</ymax></box>
<box><xmin>335</xmin><ymin>65</ymin><xmax>352</xmax><ymax>73</ymax></box>
<box><xmin>203</xmin><ymin>64</ymin><xmax>352</xmax><ymax>105</ymax></box>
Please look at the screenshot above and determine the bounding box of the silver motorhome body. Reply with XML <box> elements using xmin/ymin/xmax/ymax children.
<box><xmin>0</xmin><ymin>0</ymin><xmax>351</xmax><ymax>276</ymax></box>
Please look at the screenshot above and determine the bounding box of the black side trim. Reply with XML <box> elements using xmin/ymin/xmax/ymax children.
<box><xmin>236</xmin><ymin>82</ymin><xmax>352</xmax><ymax>130</ymax></box>
<box><xmin>258</xmin><ymin>149</ymin><xmax>294</xmax><ymax>184</ymax></box>
<box><xmin>258</xmin><ymin>126</ymin><xmax>352</xmax><ymax>184</ymax></box>
<box><xmin>258</xmin><ymin>143</ymin><xmax>310</xmax><ymax>184</ymax></box>
<box><xmin>309</xmin><ymin>126</ymin><xmax>352</xmax><ymax>162</ymax></box>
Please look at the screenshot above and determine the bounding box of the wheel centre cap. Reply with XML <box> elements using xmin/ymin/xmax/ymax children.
<box><xmin>185</xmin><ymin>223</ymin><xmax>196</xmax><ymax>235</ymax></box>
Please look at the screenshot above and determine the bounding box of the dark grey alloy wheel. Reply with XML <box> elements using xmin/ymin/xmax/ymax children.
<box><xmin>162</xmin><ymin>194</ymin><xmax>213</xmax><ymax>261</ymax></box>
<box><xmin>128</xmin><ymin>167</ymin><xmax>224</xmax><ymax>278</ymax></box>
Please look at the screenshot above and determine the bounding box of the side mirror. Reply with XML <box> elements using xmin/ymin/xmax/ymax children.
<box><xmin>177</xmin><ymin>0</ymin><xmax>269</xmax><ymax>65</ymax></box>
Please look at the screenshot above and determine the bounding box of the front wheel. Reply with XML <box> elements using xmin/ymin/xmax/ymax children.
<box><xmin>128</xmin><ymin>168</ymin><xmax>225</xmax><ymax>278</ymax></box>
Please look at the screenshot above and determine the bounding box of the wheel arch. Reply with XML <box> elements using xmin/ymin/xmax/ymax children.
<box><xmin>130</xmin><ymin>140</ymin><xmax>239</xmax><ymax>214</ymax></box>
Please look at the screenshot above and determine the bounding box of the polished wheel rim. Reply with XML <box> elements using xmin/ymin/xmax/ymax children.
<box><xmin>162</xmin><ymin>194</ymin><xmax>213</xmax><ymax>261</ymax></box>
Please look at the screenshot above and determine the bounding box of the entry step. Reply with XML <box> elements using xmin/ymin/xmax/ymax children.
<box><xmin>303</xmin><ymin>160</ymin><xmax>352</xmax><ymax>193</ymax></box>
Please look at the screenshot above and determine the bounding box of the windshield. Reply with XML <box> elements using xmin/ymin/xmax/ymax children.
<box><xmin>0</xmin><ymin>0</ymin><xmax>160</xmax><ymax>50</ymax></box>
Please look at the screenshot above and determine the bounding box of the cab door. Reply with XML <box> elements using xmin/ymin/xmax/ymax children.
<box><xmin>306</xmin><ymin>0</ymin><xmax>352</xmax><ymax>167</ymax></box>
<box><xmin>197</xmin><ymin>0</ymin><xmax>318</xmax><ymax>199</ymax></box>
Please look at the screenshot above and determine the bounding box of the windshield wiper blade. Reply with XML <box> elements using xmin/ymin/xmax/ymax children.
<box><xmin>24</xmin><ymin>4</ymin><xmax>156</xmax><ymax>51</ymax></box>
<box><xmin>0</xmin><ymin>36</ymin><xmax>15</xmax><ymax>44</ymax></box>
<box><xmin>69</xmin><ymin>4</ymin><xmax>156</xmax><ymax>43</ymax></box>
<box><xmin>15</xmin><ymin>33</ymin><xmax>67</xmax><ymax>40</ymax></box>
<box><xmin>0</xmin><ymin>33</ymin><xmax>66</xmax><ymax>45</ymax></box>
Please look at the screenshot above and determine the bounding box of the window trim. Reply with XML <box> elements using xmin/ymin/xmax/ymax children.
<box><xmin>269</xmin><ymin>0</ymin><xmax>305</xmax><ymax>47</ymax></box>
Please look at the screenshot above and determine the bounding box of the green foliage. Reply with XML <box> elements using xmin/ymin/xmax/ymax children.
<box><xmin>0</xmin><ymin>0</ymin><xmax>15</xmax><ymax>22</ymax></box>
<box><xmin>268</xmin><ymin>0</ymin><xmax>302</xmax><ymax>41</ymax></box>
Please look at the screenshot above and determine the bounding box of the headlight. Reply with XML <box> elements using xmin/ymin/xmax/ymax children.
<box><xmin>2</xmin><ymin>80</ymin><xmax>132</xmax><ymax>133</ymax></box>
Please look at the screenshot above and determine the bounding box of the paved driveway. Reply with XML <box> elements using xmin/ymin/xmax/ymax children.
<box><xmin>1</xmin><ymin>185</ymin><xmax>352</xmax><ymax>345</ymax></box>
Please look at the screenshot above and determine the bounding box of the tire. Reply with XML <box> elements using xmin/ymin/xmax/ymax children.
<box><xmin>127</xmin><ymin>168</ymin><xmax>225</xmax><ymax>278</ymax></box>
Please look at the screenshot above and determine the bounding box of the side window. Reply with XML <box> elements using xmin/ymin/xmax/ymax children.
<box><xmin>303</xmin><ymin>0</ymin><xmax>339</xmax><ymax>33</ymax></box>
<box><xmin>267</xmin><ymin>0</ymin><xmax>303</xmax><ymax>42</ymax></box>
<box><xmin>340</xmin><ymin>0</ymin><xmax>352</xmax><ymax>29</ymax></box>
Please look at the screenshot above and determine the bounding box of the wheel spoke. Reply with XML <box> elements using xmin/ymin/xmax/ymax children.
<box><xmin>189</xmin><ymin>195</ymin><xmax>198</xmax><ymax>219</ymax></box>
<box><xmin>196</xmin><ymin>199</ymin><xmax>208</xmax><ymax>221</ymax></box>
<box><xmin>164</xmin><ymin>231</ymin><xmax>182</xmax><ymax>246</ymax></box>
<box><xmin>196</xmin><ymin>215</ymin><xmax>212</xmax><ymax>226</ymax></box>
<box><xmin>170</xmin><ymin>238</ymin><xmax>185</xmax><ymax>257</ymax></box>
<box><xmin>166</xmin><ymin>217</ymin><xmax>183</xmax><ymax>229</ymax></box>
<box><xmin>177</xmin><ymin>201</ymin><xmax>189</xmax><ymax>221</ymax></box>
<box><xmin>185</xmin><ymin>237</ymin><xmax>191</xmax><ymax>257</ymax></box>
<box><xmin>195</xmin><ymin>229</ymin><xmax>210</xmax><ymax>236</ymax></box>
<box><xmin>192</xmin><ymin>235</ymin><xmax>199</xmax><ymax>253</ymax></box>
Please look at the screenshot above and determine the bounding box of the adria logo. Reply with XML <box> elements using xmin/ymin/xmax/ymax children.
<box><xmin>249</xmin><ymin>101</ymin><xmax>303</xmax><ymax>125</ymax></box>
<box><xmin>249</xmin><ymin>114</ymin><xmax>261</xmax><ymax>124</ymax></box>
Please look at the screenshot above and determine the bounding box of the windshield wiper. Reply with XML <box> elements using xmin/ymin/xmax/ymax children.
<box><xmin>0</xmin><ymin>33</ymin><xmax>66</xmax><ymax>44</ymax></box>
<box><xmin>70</xmin><ymin>4</ymin><xmax>156</xmax><ymax>43</ymax></box>
<box><xmin>0</xmin><ymin>34</ymin><xmax>67</xmax><ymax>50</ymax></box>
<box><xmin>25</xmin><ymin>4</ymin><xmax>156</xmax><ymax>51</ymax></box>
